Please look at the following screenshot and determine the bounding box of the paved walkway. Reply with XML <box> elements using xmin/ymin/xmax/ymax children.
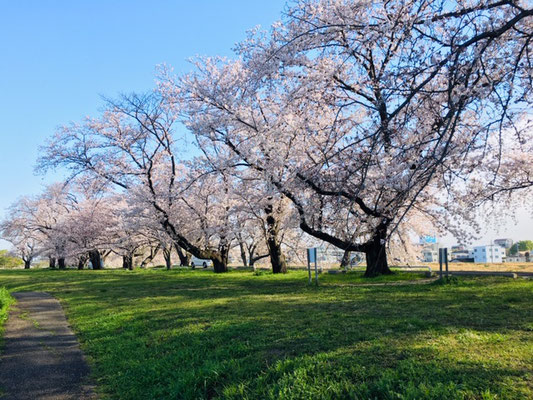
<box><xmin>0</xmin><ymin>292</ymin><xmax>95</xmax><ymax>400</ymax></box>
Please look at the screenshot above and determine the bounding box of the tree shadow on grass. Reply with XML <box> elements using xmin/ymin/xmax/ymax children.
<box><xmin>67</xmin><ymin>281</ymin><xmax>533</xmax><ymax>399</ymax></box>
<box><xmin>78</xmin><ymin>310</ymin><xmax>532</xmax><ymax>399</ymax></box>
<box><xmin>2</xmin><ymin>270</ymin><xmax>532</xmax><ymax>399</ymax></box>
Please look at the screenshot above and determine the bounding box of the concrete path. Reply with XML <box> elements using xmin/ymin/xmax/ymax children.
<box><xmin>0</xmin><ymin>292</ymin><xmax>95</xmax><ymax>400</ymax></box>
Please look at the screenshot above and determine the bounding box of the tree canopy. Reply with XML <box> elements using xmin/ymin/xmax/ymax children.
<box><xmin>2</xmin><ymin>0</ymin><xmax>532</xmax><ymax>276</ymax></box>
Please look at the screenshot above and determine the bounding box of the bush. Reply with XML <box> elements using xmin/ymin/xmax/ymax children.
<box><xmin>0</xmin><ymin>250</ymin><xmax>23</xmax><ymax>269</ymax></box>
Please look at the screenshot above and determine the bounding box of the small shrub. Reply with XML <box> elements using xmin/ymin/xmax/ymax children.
<box><xmin>433</xmin><ymin>276</ymin><xmax>459</xmax><ymax>285</ymax></box>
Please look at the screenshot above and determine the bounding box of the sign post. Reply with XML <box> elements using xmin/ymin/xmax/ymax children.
<box><xmin>307</xmin><ymin>248</ymin><xmax>318</xmax><ymax>285</ymax></box>
<box><xmin>438</xmin><ymin>248</ymin><xmax>449</xmax><ymax>279</ymax></box>
<box><xmin>438</xmin><ymin>248</ymin><xmax>444</xmax><ymax>280</ymax></box>
<box><xmin>444</xmin><ymin>248</ymin><xmax>449</xmax><ymax>278</ymax></box>
<box><xmin>307</xmin><ymin>248</ymin><xmax>312</xmax><ymax>284</ymax></box>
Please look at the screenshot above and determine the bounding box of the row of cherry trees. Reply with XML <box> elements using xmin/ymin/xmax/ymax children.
<box><xmin>2</xmin><ymin>0</ymin><xmax>532</xmax><ymax>276</ymax></box>
<box><xmin>0</xmin><ymin>176</ymin><xmax>305</xmax><ymax>271</ymax></box>
<box><xmin>26</xmin><ymin>91</ymin><xmax>305</xmax><ymax>273</ymax></box>
<box><xmin>1</xmin><ymin>183</ymin><xmax>164</xmax><ymax>270</ymax></box>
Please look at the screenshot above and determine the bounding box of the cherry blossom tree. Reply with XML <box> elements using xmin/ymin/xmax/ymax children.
<box><xmin>128</xmin><ymin>195</ymin><xmax>180</xmax><ymax>270</ymax></box>
<box><xmin>6</xmin><ymin>184</ymin><xmax>77</xmax><ymax>269</ymax></box>
<box><xmin>38</xmin><ymin>91</ymin><xmax>239</xmax><ymax>272</ymax></box>
<box><xmin>0</xmin><ymin>183</ymin><xmax>121</xmax><ymax>270</ymax></box>
<box><xmin>62</xmin><ymin>186</ymin><xmax>118</xmax><ymax>269</ymax></box>
<box><xmin>0</xmin><ymin>214</ymin><xmax>40</xmax><ymax>269</ymax></box>
<box><xmin>231</xmin><ymin>176</ymin><xmax>300</xmax><ymax>272</ymax></box>
<box><xmin>191</xmin><ymin>135</ymin><xmax>298</xmax><ymax>273</ymax></box>
<box><xmin>166</xmin><ymin>0</ymin><xmax>532</xmax><ymax>276</ymax></box>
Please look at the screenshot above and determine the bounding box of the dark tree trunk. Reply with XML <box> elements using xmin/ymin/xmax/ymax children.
<box><xmin>238</xmin><ymin>240</ymin><xmax>248</xmax><ymax>267</ymax></box>
<box><xmin>212</xmin><ymin>243</ymin><xmax>229</xmax><ymax>273</ymax></box>
<box><xmin>340</xmin><ymin>250</ymin><xmax>351</xmax><ymax>268</ymax></box>
<box><xmin>175</xmin><ymin>245</ymin><xmax>191</xmax><ymax>266</ymax></box>
<box><xmin>89</xmin><ymin>250</ymin><xmax>103</xmax><ymax>270</ymax></box>
<box><xmin>24</xmin><ymin>259</ymin><xmax>31</xmax><ymax>269</ymax></box>
<box><xmin>265</xmin><ymin>202</ymin><xmax>287</xmax><ymax>274</ymax></box>
<box><xmin>247</xmin><ymin>243</ymin><xmax>258</xmax><ymax>269</ymax></box>
<box><xmin>364</xmin><ymin>224</ymin><xmax>392</xmax><ymax>277</ymax></box>
<box><xmin>163</xmin><ymin>247</ymin><xmax>172</xmax><ymax>270</ymax></box>
<box><xmin>267</xmin><ymin>237</ymin><xmax>287</xmax><ymax>273</ymax></box>
<box><xmin>49</xmin><ymin>257</ymin><xmax>56</xmax><ymax>269</ymax></box>
<box><xmin>77</xmin><ymin>256</ymin><xmax>87</xmax><ymax>270</ymax></box>
<box><xmin>123</xmin><ymin>255</ymin><xmax>133</xmax><ymax>270</ymax></box>
<box><xmin>212</xmin><ymin>257</ymin><xmax>228</xmax><ymax>273</ymax></box>
<box><xmin>58</xmin><ymin>258</ymin><xmax>66</xmax><ymax>270</ymax></box>
<box><xmin>249</xmin><ymin>254</ymin><xmax>269</xmax><ymax>269</ymax></box>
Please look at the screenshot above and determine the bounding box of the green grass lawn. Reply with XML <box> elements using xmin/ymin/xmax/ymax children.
<box><xmin>0</xmin><ymin>269</ymin><xmax>532</xmax><ymax>399</ymax></box>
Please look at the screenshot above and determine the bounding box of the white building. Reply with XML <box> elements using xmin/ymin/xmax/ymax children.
<box><xmin>506</xmin><ymin>255</ymin><xmax>526</xmax><ymax>263</ymax></box>
<box><xmin>422</xmin><ymin>249</ymin><xmax>439</xmax><ymax>262</ymax></box>
<box><xmin>421</xmin><ymin>242</ymin><xmax>439</xmax><ymax>262</ymax></box>
<box><xmin>473</xmin><ymin>245</ymin><xmax>506</xmax><ymax>263</ymax></box>
<box><xmin>494</xmin><ymin>238</ymin><xmax>513</xmax><ymax>249</ymax></box>
<box><xmin>451</xmin><ymin>250</ymin><xmax>470</xmax><ymax>261</ymax></box>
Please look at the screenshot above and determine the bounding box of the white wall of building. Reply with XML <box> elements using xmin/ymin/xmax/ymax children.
<box><xmin>473</xmin><ymin>245</ymin><xmax>506</xmax><ymax>263</ymax></box>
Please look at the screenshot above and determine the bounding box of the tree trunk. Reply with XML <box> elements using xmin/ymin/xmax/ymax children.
<box><xmin>250</xmin><ymin>254</ymin><xmax>269</xmax><ymax>270</ymax></box>
<box><xmin>49</xmin><ymin>257</ymin><xmax>56</xmax><ymax>269</ymax></box>
<box><xmin>140</xmin><ymin>245</ymin><xmax>160</xmax><ymax>268</ymax></box>
<box><xmin>212</xmin><ymin>243</ymin><xmax>229</xmax><ymax>273</ymax></box>
<box><xmin>266</xmin><ymin>237</ymin><xmax>287</xmax><ymax>273</ymax></box>
<box><xmin>24</xmin><ymin>259</ymin><xmax>31</xmax><ymax>269</ymax></box>
<box><xmin>340</xmin><ymin>250</ymin><xmax>351</xmax><ymax>268</ymax></box>
<box><xmin>238</xmin><ymin>240</ymin><xmax>248</xmax><ymax>267</ymax></box>
<box><xmin>123</xmin><ymin>255</ymin><xmax>133</xmax><ymax>270</ymax></box>
<box><xmin>77</xmin><ymin>257</ymin><xmax>87</xmax><ymax>270</ymax></box>
<box><xmin>58</xmin><ymin>258</ymin><xmax>66</xmax><ymax>270</ymax></box>
<box><xmin>163</xmin><ymin>247</ymin><xmax>172</xmax><ymax>270</ymax></box>
<box><xmin>247</xmin><ymin>244</ymin><xmax>257</xmax><ymax>269</ymax></box>
<box><xmin>265</xmin><ymin>203</ymin><xmax>287</xmax><ymax>274</ymax></box>
<box><xmin>212</xmin><ymin>257</ymin><xmax>228</xmax><ymax>273</ymax></box>
<box><xmin>175</xmin><ymin>245</ymin><xmax>191</xmax><ymax>266</ymax></box>
<box><xmin>364</xmin><ymin>224</ymin><xmax>392</xmax><ymax>277</ymax></box>
<box><xmin>89</xmin><ymin>249</ymin><xmax>103</xmax><ymax>270</ymax></box>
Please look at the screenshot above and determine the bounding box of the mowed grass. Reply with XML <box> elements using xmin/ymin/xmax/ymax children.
<box><xmin>0</xmin><ymin>269</ymin><xmax>532</xmax><ymax>400</ymax></box>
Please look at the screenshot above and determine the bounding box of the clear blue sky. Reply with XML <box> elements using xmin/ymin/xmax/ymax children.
<box><xmin>0</xmin><ymin>0</ymin><xmax>287</xmax><ymax>248</ymax></box>
<box><xmin>0</xmin><ymin>0</ymin><xmax>530</xmax><ymax>249</ymax></box>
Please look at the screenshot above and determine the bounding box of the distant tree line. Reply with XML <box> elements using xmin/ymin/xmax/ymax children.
<box><xmin>509</xmin><ymin>241</ymin><xmax>533</xmax><ymax>256</ymax></box>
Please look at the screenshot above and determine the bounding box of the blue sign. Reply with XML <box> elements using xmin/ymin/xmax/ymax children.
<box><xmin>307</xmin><ymin>248</ymin><xmax>317</xmax><ymax>263</ymax></box>
<box><xmin>421</xmin><ymin>235</ymin><xmax>437</xmax><ymax>244</ymax></box>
